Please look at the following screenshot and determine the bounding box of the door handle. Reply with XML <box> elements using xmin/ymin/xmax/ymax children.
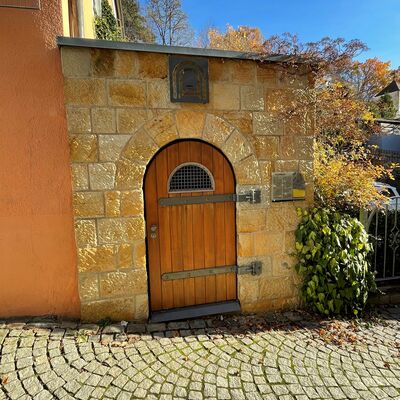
<box><xmin>150</xmin><ymin>224</ymin><xmax>158</xmax><ymax>239</ymax></box>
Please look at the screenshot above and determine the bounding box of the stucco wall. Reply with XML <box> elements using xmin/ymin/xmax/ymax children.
<box><xmin>61</xmin><ymin>45</ymin><xmax>314</xmax><ymax>322</ymax></box>
<box><xmin>0</xmin><ymin>2</ymin><xmax>80</xmax><ymax>318</ymax></box>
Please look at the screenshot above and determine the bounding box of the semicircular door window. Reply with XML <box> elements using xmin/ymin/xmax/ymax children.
<box><xmin>168</xmin><ymin>162</ymin><xmax>215</xmax><ymax>193</ymax></box>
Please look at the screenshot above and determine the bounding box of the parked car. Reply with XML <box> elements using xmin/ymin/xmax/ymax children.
<box><xmin>374</xmin><ymin>182</ymin><xmax>400</xmax><ymax>211</ymax></box>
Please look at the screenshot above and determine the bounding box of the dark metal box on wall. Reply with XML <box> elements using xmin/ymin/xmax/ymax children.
<box><xmin>272</xmin><ymin>172</ymin><xmax>306</xmax><ymax>202</ymax></box>
<box><xmin>169</xmin><ymin>55</ymin><xmax>209</xmax><ymax>103</ymax></box>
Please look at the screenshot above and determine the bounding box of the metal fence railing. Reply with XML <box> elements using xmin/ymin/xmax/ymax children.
<box><xmin>361</xmin><ymin>197</ymin><xmax>400</xmax><ymax>283</ymax></box>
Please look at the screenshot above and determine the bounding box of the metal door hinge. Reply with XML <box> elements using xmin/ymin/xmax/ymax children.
<box><xmin>236</xmin><ymin>189</ymin><xmax>261</xmax><ymax>204</ymax></box>
<box><xmin>161</xmin><ymin>261</ymin><xmax>263</xmax><ymax>281</ymax></box>
<box><xmin>237</xmin><ymin>261</ymin><xmax>262</xmax><ymax>276</ymax></box>
<box><xmin>159</xmin><ymin>189</ymin><xmax>261</xmax><ymax>206</ymax></box>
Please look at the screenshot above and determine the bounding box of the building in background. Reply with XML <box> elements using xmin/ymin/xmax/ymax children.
<box><xmin>62</xmin><ymin>0</ymin><xmax>123</xmax><ymax>38</ymax></box>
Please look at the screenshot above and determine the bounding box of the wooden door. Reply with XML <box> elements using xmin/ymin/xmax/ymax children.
<box><xmin>145</xmin><ymin>140</ymin><xmax>237</xmax><ymax>312</ymax></box>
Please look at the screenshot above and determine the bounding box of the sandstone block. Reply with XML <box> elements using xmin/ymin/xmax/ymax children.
<box><xmin>231</xmin><ymin>61</ymin><xmax>255</xmax><ymax>84</ymax></box>
<box><xmin>238</xmin><ymin>278</ymin><xmax>259</xmax><ymax>304</ymax></box>
<box><xmin>79</xmin><ymin>275</ymin><xmax>99</xmax><ymax>301</ymax></box>
<box><xmin>91</xmin><ymin>48</ymin><xmax>115</xmax><ymax>77</ymax></box>
<box><xmin>253</xmin><ymin>136</ymin><xmax>279</xmax><ymax>160</ymax></box>
<box><xmin>212</xmin><ymin>83</ymin><xmax>240</xmax><ymax>110</ymax></box>
<box><xmin>66</xmin><ymin>107</ymin><xmax>91</xmax><ymax>133</ymax></box>
<box><xmin>88</xmin><ymin>163</ymin><xmax>116</xmax><ymax>190</ymax></box>
<box><xmin>99</xmin><ymin>270</ymin><xmax>147</xmax><ymax>298</ymax></box>
<box><xmin>254</xmin><ymin>231</ymin><xmax>284</xmax><ymax>256</ymax></box>
<box><xmin>208</xmin><ymin>59</ymin><xmax>231</xmax><ymax>82</ymax></box>
<box><xmin>118</xmin><ymin>244</ymin><xmax>133</xmax><ymax>268</ymax></box>
<box><xmin>234</xmin><ymin>156</ymin><xmax>261</xmax><ymax>185</ymax></box>
<box><xmin>114</xmin><ymin>51</ymin><xmax>137</xmax><ymax>78</ymax></box>
<box><xmin>253</xmin><ymin>112</ymin><xmax>284</xmax><ymax>136</ymax></box>
<box><xmin>295</xmin><ymin>136</ymin><xmax>314</xmax><ymax>160</ymax></box>
<box><xmin>77</xmin><ymin>245</ymin><xmax>116</xmax><ymax>273</ymax></box>
<box><xmin>138</xmin><ymin>53</ymin><xmax>168</xmax><ymax>79</ymax></box>
<box><xmin>115</xmin><ymin>159</ymin><xmax>145</xmax><ymax>190</ymax></box>
<box><xmin>256</xmin><ymin>65</ymin><xmax>276</xmax><ymax>85</ymax></box>
<box><xmin>238</xmin><ymin>234</ymin><xmax>254</xmax><ymax>257</ymax></box>
<box><xmin>240</xmin><ymin>86</ymin><xmax>264</xmax><ymax>111</ymax></box>
<box><xmin>222</xmin><ymin>129</ymin><xmax>252</xmax><ymax>164</ymax></box>
<box><xmin>92</xmin><ymin>108</ymin><xmax>116</xmax><ymax>133</ymax></box>
<box><xmin>176</xmin><ymin>110</ymin><xmax>205</xmax><ymax>138</ymax></box>
<box><xmin>133</xmin><ymin>240</ymin><xmax>146</xmax><ymax>269</ymax></box>
<box><xmin>73</xmin><ymin>192</ymin><xmax>104</xmax><ymax>218</ymax></box>
<box><xmin>265</xmin><ymin>207</ymin><xmax>285</xmax><ymax>232</ymax></box>
<box><xmin>64</xmin><ymin>78</ymin><xmax>106</xmax><ymax>105</ymax></box>
<box><xmin>81</xmin><ymin>297</ymin><xmax>135</xmax><ymax>322</ymax></box>
<box><xmin>97</xmin><ymin>217</ymin><xmax>145</xmax><ymax>244</ymax></box>
<box><xmin>237</xmin><ymin>209</ymin><xmax>266</xmax><ymax>233</ymax></box>
<box><xmin>120</xmin><ymin>191</ymin><xmax>143</xmax><ymax>216</ymax></box>
<box><xmin>147</xmin><ymin>80</ymin><xmax>171</xmax><ymax>108</ymax></box>
<box><xmin>105</xmin><ymin>191</ymin><xmax>121</xmax><ymax>217</ymax></box>
<box><xmin>135</xmin><ymin>294</ymin><xmax>149</xmax><ymax>320</ymax></box>
<box><xmin>108</xmin><ymin>80</ymin><xmax>146</xmax><ymax>107</ymax></box>
<box><xmin>203</xmin><ymin>114</ymin><xmax>234</xmax><ymax>147</ymax></box>
<box><xmin>259</xmin><ymin>161</ymin><xmax>272</xmax><ymax>185</ymax></box>
<box><xmin>272</xmin><ymin>256</ymin><xmax>296</xmax><ymax>277</ymax></box>
<box><xmin>71</xmin><ymin>164</ymin><xmax>89</xmax><ymax>191</ymax></box>
<box><xmin>259</xmin><ymin>276</ymin><xmax>296</xmax><ymax>300</ymax></box>
<box><xmin>61</xmin><ymin>47</ymin><xmax>91</xmax><ymax>77</ymax></box>
<box><xmin>122</xmin><ymin>129</ymin><xmax>158</xmax><ymax>164</ymax></box>
<box><xmin>75</xmin><ymin>219</ymin><xmax>97</xmax><ymax>247</ymax></box>
<box><xmin>144</xmin><ymin>111</ymin><xmax>178</xmax><ymax>146</ymax></box>
<box><xmin>99</xmin><ymin>135</ymin><xmax>130</xmax><ymax>161</ymax></box>
<box><xmin>117</xmin><ymin>108</ymin><xmax>149</xmax><ymax>133</ymax></box>
<box><xmin>218</xmin><ymin>112</ymin><xmax>253</xmax><ymax>136</ymax></box>
<box><xmin>69</xmin><ymin>135</ymin><xmax>98</xmax><ymax>162</ymax></box>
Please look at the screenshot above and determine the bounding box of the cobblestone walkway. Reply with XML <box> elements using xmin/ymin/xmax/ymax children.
<box><xmin>0</xmin><ymin>307</ymin><xmax>399</xmax><ymax>400</ymax></box>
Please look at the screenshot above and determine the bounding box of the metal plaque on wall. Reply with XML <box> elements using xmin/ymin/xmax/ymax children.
<box><xmin>169</xmin><ymin>55</ymin><xmax>209</xmax><ymax>103</ymax></box>
<box><xmin>272</xmin><ymin>172</ymin><xmax>306</xmax><ymax>202</ymax></box>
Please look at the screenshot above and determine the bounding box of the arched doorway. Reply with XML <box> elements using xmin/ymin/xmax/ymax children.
<box><xmin>144</xmin><ymin>140</ymin><xmax>238</xmax><ymax>321</ymax></box>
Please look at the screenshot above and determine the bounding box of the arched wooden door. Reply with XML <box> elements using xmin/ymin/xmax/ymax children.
<box><xmin>144</xmin><ymin>140</ymin><xmax>237</xmax><ymax>319</ymax></box>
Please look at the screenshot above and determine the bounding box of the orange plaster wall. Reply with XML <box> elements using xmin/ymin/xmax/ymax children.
<box><xmin>0</xmin><ymin>1</ymin><xmax>80</xmax><ymax>318</ymax></box>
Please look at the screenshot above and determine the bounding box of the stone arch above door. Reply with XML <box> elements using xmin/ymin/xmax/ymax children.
<box><xmin>115</xmin><ymin>111</ymin><xmax>261</xmax><ymax>193</ymax></box>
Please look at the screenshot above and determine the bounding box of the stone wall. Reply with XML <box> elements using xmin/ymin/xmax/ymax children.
<box><xmin>60</xmin><ymin>45</ymin><xmax>314</xmax><ymax>322</ymax></box>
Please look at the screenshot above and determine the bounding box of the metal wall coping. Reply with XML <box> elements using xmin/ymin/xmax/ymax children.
<box><xmin>57</xmin><ymin>36</ymin><xmax>313</xmax><ymax>65</ymax></box>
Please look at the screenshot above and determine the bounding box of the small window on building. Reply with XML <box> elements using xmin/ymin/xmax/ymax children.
<box><xmin>168</xmin><ymin>163</ymin><xmax>214</xmax><ymax>193</ymax></box>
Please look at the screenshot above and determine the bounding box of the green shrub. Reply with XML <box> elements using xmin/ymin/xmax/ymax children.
<box><xmin>295</xmin><ymin>207</ymin><xmax>376</xmax><ymax>316</ymax></box>
<box><xmin>95</xmin><ymin>0</ymin><xmax>123</xmax><ymax>41</ymax></box>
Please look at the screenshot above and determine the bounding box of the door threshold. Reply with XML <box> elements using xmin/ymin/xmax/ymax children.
<box><xmin>150</xmin><ymin>300</ymin><xmax>241</xmax><ymax>323</ymax></box>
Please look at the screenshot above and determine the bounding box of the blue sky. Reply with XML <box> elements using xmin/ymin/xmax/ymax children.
<box><xmin>179</xmin><ymin>0</ymin><xmax>400</xmax><ymax>68</ymax></box>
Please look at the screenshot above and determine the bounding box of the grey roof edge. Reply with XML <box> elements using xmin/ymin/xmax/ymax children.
<box><xmin>57</xmin><ymin>36</ymin><xmax>312</xmax><ymax>65</ymax></box>
<box><xmin>377</xmin><ymin>118</ymin><xmax>400</xmax><ymax>125</ymax></box>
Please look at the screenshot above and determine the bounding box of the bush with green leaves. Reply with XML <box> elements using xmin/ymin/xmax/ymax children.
<box><xmin>95</xmin><ymin>0</ymin><xmax>123</xmax><ymax>41</ymax></box>
<box><xmin>295</xmin><ymin>207</ymin><xmax>376</xmax><ymax>316</ymax></box>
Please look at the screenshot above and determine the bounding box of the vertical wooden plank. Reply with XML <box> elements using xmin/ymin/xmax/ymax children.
<box><xmin>178</xmin><ymin>141</ymin><xmax>196</xmax><ymax>306</ymax></box>
<box><xmin>167</xmin><ymin>144</ymin><xmax>185</xmax><ymax>308</ymax></box>
<box><xmin>224</xmin><ymin>158</ymin><xmax>237</xmax><ymax>300</ymax></box>
<box><xmin>190</xmin><ymin>141</ymin><xmax>206</xmax><ymax>305</ymax></box>
<box><xmin>202</xmin><ymin>144</ymin><xmax>216</xmax><ymax>304</ymax></box>
<box><xmin>144</xmin><ymin>160</ymin><xmax>162</xmax><ymax>310</ymax></box>
<box><xmin>156</xmin><ymin>149</ymin><xmax>174</xmax><ymax>310</ymax></box>
<box><xmin>213</xmin><ymin>149</ymin><xmax>227</xmax><ymax>302</ymax></box>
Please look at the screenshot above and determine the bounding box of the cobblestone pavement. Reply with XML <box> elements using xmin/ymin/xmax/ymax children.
<box><xmin>0</xmin><ymin>306</ymin><xmax>399</xmax><ymax>400</ymax></box>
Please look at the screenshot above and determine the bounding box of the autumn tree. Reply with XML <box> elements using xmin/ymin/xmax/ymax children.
<box><xmin>208</xmin><ymin>26</ymin><xmax>393</xmax><ymax>211</ymax></box>
<box><xmin>207</xmin><ymin>25</ymin><xmax>264</xmax><ymax>52</ymax></box>
<box><xmin>146</xmin><ymin>0</ymin><xmax>193</xmax><ymax>46</ymax></box>
<box><xmin>121</xmin><ymin>0</ymin><xmax>155</xmax><ymax>42</ymax></box>
<box><xmin>341</xmin><ymin>58</ymin><xmax>392</xmax><ymax>100</ymax></box>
